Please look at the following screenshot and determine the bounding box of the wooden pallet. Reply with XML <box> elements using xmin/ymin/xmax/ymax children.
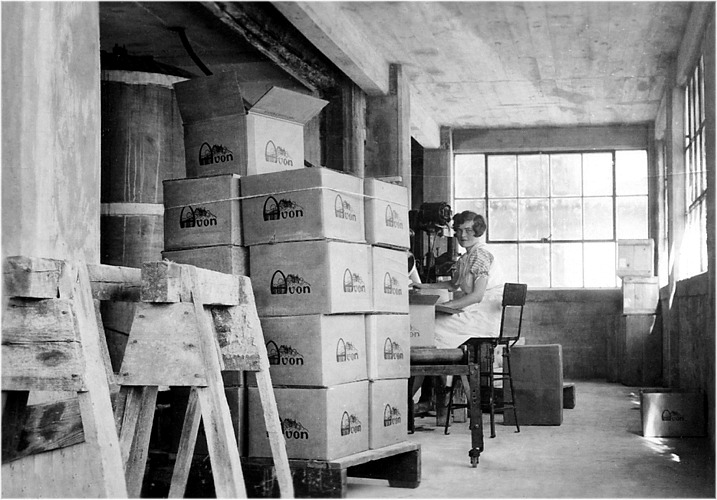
<box><xmin>241</xmin><ymin>442</ymin><xmax>421</xmax><ymax>498</ymax></box>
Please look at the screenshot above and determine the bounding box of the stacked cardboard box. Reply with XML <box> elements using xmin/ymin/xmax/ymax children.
<box><xmin>246</xmin><ymin>171</ymin><xmax>411</xmax><ymax>459</ymax></box>
<box><xmin>159</xmin><ymin>72</ymin><xmax>327</xmax><ymax>457</ymax></box>
<box><xmin>615</xmin><ymin>239</ymin><xmax>661</xmax><ymax>386</ymax></box>
<box><xmin>363</xmin><ymin>178</ymin><xmax>410</xmax><ymax>449</ymax></box>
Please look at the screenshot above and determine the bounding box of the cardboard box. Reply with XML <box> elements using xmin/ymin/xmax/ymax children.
<box><xmin>174</xmin><ymin>73</ymin><xmax>327</xmax><ymax>177</ymax></box>
<box><xmin>248</xmin><ymin>381</ymin><xmax>369</xmax><ymax>460</ymax></box>
<box><xmin>365</xmin><ymin>314</ymin><xmax>410</xmax><ymax>380</ymax></box>
<box><xmin>371</xmin><ymin>246</ymin><xmax>409</xmax><ymax>313</ymax></box>
<box><xmin>248</xmin><ymin>315</ymin><xmax>367</xmax><ymax>387</ymax></box>
<box><xmin>409</xmin><ymin>294</ymin><xmax>439</xmax><ymax>347</ymax></box>
<box><xmin>617</xmin><ymin>239</ymin><xmax>654</xmax><ymax>277</ymax></box>
<box><xmin>369</xmin><ymin>379</ymin><xmax>408</xmax><ymax>449</ymax></box>
<box><xmin>504</xmin><ymin>344</ymin><xmax>563</xmax><ymax>426</ymax></box>
<box><xmin>364</xmin><ymin>178</ymin><xmax>410</xmax><ymax>249</ymax></box>
<box><xmin>250</xmin><ymin>240</ymin><xmax>372</xmax><ymax>316</ymax></box>
<box><xmin>622</xmin><ymin>276</ymin><xmax>659</xmax><ymax>314</ymax></box>
<box><xmin>640</xmin><ymin>389</ymin><xmax>706</xmax><ymax>437</ymax></box>
<box><xmin>162</xmin><ymin>245</ymin><xmax>249</xmax><ymax>275</ymax></box>
<box><xmin>163</xmin><ymin>175</ymin><xmax>242</xmax><ymax>251</ymax></box>
<box><xmin>241</xmin><ymin>167</ymin><xmax>365</xmax><ymax>246</ymax></box>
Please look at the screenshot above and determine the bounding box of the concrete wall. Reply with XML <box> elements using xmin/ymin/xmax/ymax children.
<box><xmin>1</xmin><ymin>1</ymin><xmax>101</xmax><ymax>264</ymax></box>
<box><xmin>521</xmin><ymin>289</ymin><xmax>622</xmax><ymax>380</ymax></box>
<box><xmin>1</xmin><ymin>3</ymin><xmax>110</xmax><ymax>497</ymax></box>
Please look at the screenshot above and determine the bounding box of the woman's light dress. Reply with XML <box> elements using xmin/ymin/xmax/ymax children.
<box><xmin>433</xmin><ymin>243</ymin><xmax>504</xmax><ymax>349</ymax></box>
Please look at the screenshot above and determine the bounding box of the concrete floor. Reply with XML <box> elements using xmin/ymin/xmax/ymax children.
<box><xmin>347</xmin><ymin>381</ymin><xmax>715</xmax><ymax>498</ymax></box>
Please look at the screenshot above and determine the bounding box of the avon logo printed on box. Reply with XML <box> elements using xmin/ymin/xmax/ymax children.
<box><xmin>340</xmin><ymin>411</ymin><xmax>363</xmax><ymax>436</ymax></box>
<box><xmin>263</xmin><ymin>196</ymin><xmax>305</xmax><ymax>221</ymax></box>
<box><xmin>267</xmin><ymin>341</ymin><xmax>305</xmax><ymax>366</ymax></box>
<box><xmin>383</xmin><ymin>337</ymin><xmax>405</xmax><ymax>361</ymax></box>
<box><xmin>281</xmin><ymin>418</ymin><xmax>309</xmax><ymax>440</ymax></box>
<box><xmin>343</xmin><ymin>268</ymin><xmax>367</xmax><ymax>294</ymax></box>
<box><xmin>199</xmin><ymin>142</ymin><xmax>234</xmax><ymax>166</ymax></box>
<box><xmin>270</xmin><ymin>270</ymin><xmax>312</xmax><ymax>295</ymax></box>
<box><xmin>335</xmin><ymin>194</ymin><xmax>358</xmax><ymax>221</ymax></box>
<box><xmin>383</xmin><ymin>404</ymin><xmax>402</xmax><ymax>427</ymax></box>
<box><xmin>179</xmin><ymin>206</ymin><xmax>218</xmax><ymax>229</ymax></box>
<box><xmin>335</xmin><ymin>338</ymin><xmax>360</xmax><ymax>362</ymax></box>
<box><xmin>385</xmin><ymin>204</ymin><xmax>405</xmax><ymax>229</ymax></box>
<box><xmin>383</xmin><ymin>272</ymin><xmax>403</xmax><ymax>296</ymax></box>
<box><xmin>265</xmin><ymin>140</ymin><xmax>294</xmax><ymax>167</ymax></box>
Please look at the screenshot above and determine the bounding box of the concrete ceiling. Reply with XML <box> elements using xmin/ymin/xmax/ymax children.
<box><xmin>100</xmin><ymin>2</ymin><xmax>693</xmax><ymax>148</ymax></box>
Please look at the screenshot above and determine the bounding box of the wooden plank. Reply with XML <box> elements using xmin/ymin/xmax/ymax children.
<box><xmin>1</xmin><ymin>391</ymin><xmax>30</xmax><ymax>463</ymax></box>
<box><xmin>70</xmin><ymin>262</ymin><xmax>128</xmax><ymax>497</ymax></box>
<box><xmin>2</xmin><ymin>342</ymin><xmax>85</xmax><ymax>392</ymax></box>
<box><xmin>124</xmin><ymin>386</ymin><xmax>158</xmax><ymax>498</ymax></box>
<box><xmin>3</xmin><ymin>256</ymin><xmax>63</xmax><ymax>299</ymax></box>
<box><xmin>210</xmin><ymin>306</ymin><xmax>261</xmax><ymax>373</ymax></box>
<box><xmin>117</xmin><ymin>302</ymin><xmax>208</xmax><ymax>387</ymax></box>
<box><xmin>168</xmin><ymin>387</ymin><xmax>202</xmax><ymax>498</ymax></box>
<box><xmin>2</xmin><ymin>393</ymin><xmax>121</xmax><ymax>463</ymax></box>
<box><xmin>2</xmin><ymin>298</ymin><xmax>76</xmax><ymax>343</ymax></box>
<box><xmin>188</xmin><ymin>266</ymin><xmax>247</xmax><ymax>498</ymax></box>
<box><xmin>86</xmin><ymin>264</ymin><xmax>141</xmax><ymax>301</ymax></box>
<box><xmin>141</xmin><ymin>261</ymin><xmax>240</xmax><ymax>306</ymax></box>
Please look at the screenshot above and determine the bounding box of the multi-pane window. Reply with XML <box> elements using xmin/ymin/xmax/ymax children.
<box><xmin>682</xmin><ymin>54</ymin><xmax>708</xmax><ymax>278</ymax></box>
<box><xmin>454</xmin><ymin>151</ymin><xmax>649</xmax><ymax>288</ymax></box>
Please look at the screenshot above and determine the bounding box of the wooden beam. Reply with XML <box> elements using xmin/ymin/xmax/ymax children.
<box><xmin>676</xmin><ymin>2</ymin><xmax>714</xmax><ymax>86</ymax></box>
<box><xmin>453</xmin><ymin>125</ymin><xmax>650</xmax><ymax>153</ymax></box>
<box><xmin>322</xmin><ymin>80</ymin><xmax>366</xmax><ymax>176</ymax></box>
<box><xmin>366</xmin><ymin>64</ymin><xmax>411</xmax><ymax>195</ymax></box>
<box><xmin>140</xmin><ymin>261</ymin><xmax>240</xmax><ymax>306</ymax></box>
<box><xmin>3</xmin><ymin>256</ymin><xmax>63</xmax><ymax>299</ymax></box>
<box><xmin>272</xmin><ymin>1</ymin><xmax>389</xmax><ymax>96</ymax></box>
<box><xmin>87</xmin><ymin>263</ymin><xmax>141</xmax><ymax>302</ymax></box>
<box><xmin>201</xmin><ymin>2</ymin><xmax>337</xmax><ymax>92</ymax></box>
<box><xmin>423</xmin><ymin>126</ymin><xmax>453</xmax><ymax>204</ymax></box>
<box><xmin>410</xmin><ymin>99</ymin><xmax>441</xmax><ymax>150</ymax></box>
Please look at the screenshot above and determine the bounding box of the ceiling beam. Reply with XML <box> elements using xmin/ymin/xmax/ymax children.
<box><xmin>272</xmin><ymin>1</ymin><xmax>389</xmax><ymax>96</ymax></box>
<box><xmin>200</xmin><ymin>1</ymin><xmax>337</xmax><ymax>92</ymax></box>
<box><xmin>410</xmin><ymin>98</ymin><xmax>441</xmax><ymax>149</ymax></box>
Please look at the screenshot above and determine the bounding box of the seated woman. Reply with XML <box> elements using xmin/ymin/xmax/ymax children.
<box><xmin>411</xmin><ymin>211</ymin><xmax>504</xmax><ymax>413</ymax></box>
<box><xmin>414</xmin><ymin>210</ymin><xmax>504</xmax><ymax>347</ymax></box>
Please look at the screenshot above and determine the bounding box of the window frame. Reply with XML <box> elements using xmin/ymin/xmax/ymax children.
<box><xmin>453</xmin><ymin>149</ymin><xmax>649</xmax><ymax>288</ymax></box>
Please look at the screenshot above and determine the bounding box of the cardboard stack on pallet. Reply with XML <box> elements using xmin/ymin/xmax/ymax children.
<box><xmin>615</xmin><ymin>239</ymin><xmax>661</xmax><ymax>386</ymax></box>
<box><xmin>153</xmin><ymin>72</ymin><xmax>327</xmax><ymax>462</ymax></box>
<box><xmin>245</xmin><ymin>170</ymin><xmax>411</xmax><ymax>459</ymax></box>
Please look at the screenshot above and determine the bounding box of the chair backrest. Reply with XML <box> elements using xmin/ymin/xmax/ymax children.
<box><xmin>498</xmin><ymin>283</ymin><xmax>527</xmax><ymax>344</ymax></box>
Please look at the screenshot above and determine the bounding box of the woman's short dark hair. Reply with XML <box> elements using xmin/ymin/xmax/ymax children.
<box><xmin>452</xmin><ymin>211</ymin><xmax>486</xmax><ymax>237</ymax></box>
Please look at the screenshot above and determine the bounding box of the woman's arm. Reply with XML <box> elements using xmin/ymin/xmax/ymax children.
<box><xmin>441</xmin><ymin>275</ymin><xmax>488</xmax><ymax>309</ymax></box>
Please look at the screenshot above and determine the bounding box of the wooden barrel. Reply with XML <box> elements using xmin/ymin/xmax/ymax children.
<box><xmin>100</xmin><ymin>69</ymin><xmax>187</xmax><ymax>268</ymax></box>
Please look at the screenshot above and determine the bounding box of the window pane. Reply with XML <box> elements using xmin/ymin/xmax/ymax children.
<box><xmin>488</xmin><ymin>155</ymin><xmax>517</xmax><ymax>197</ymax></box>
<box><xmin>583</xmin><ymin>197</ymin><xmax>614</xmax><ymax>239</ymax></box>
<box><xmin>518</xmin><ymin>154</ymin><xmax>549</xmax><ymax>197</ymax></box>
<box><xmin>519</xmin><ymin>244</ymin><xmax>550</xmax><ymax>287</ymax></box>
<box><xmin>490</xmin><ymin>243</ymin><xmax>518</xmax><ymax>283</ymax></box>
<box><xmin>518</xmin><ymin>199</ymin><xmax>550</xmax><ymax>240</ymax></box>
<box><xmin>583</xmin><ymin>153</ymin><xmax>613</xmax><ymax>196</ymax></box>
<box><xmin>616</xmin><ymin>196</ymin><xmax>648</xmax><ymax>238</ymax></box>
<box><xmin>551</xmin><ymin>154</ymin><xmax>582</xmax><ymax>196</ymax></box>
<box><xmin>453</xmin><ymin>199</ymin><xmax>486</xmax><ymax>218</ymax></box>
<box><xmin>488</xmin><ymin>199</ymin><xmax>517</xmax><ymax>240</ymax></box>
<box><xmin>615</xmin><ymin>150</ymin><xmax>648</xmax><ymax>195</ymax></box>
<box><xmin>584</xmin><ymin>242</ymin><xmax>617</xmax><ymax>287</ymax></box>
<box><xmin>551</xmin><ymin>243</ymin><xmax>583</xmax><ymax>287</ymax></box>
<box><xmin>551</xmin><ymin>198</ymin><xmax>582</xmax><ymax>240</ymax></box>
<box><xmin>455</xmin><ymin>154</ymin><xmax>485</xmax><ymax>198</ymax></box>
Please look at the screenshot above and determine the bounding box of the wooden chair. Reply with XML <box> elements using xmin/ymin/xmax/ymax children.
<box><xmin>446</xmin><ymin>282</ymin><xmax>528</xmax><ymax>438</ymax></box>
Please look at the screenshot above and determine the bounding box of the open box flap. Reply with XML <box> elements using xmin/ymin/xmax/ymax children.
<box><xmin>173</xmin><ymin>72</ymin><xmax>247</xmax><ymax>123</ymax></box>
<box><xmin>249</xmin><ymin>87</ymin><xmax>328</xmax><ymax>124</ymax></box>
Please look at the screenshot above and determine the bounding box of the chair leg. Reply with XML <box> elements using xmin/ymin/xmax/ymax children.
<box><xmin>488</xmin><ymin>349</ymin><xmax>496</xmax><ymax>439</ymax></box>
<box><xmin>505</xmin><ymin>350</ymin><xmax>520</xmax><ymax>433</ymax></box>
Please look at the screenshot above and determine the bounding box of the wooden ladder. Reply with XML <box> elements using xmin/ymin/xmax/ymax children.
<box><xmin>113</xmin><ymin>261</ymin><xmax>293</xmax><ymax>498</ymax></box>
<box><xmin>2</xmin><ymin>256</ymin><xmax>128</xmax><ymax>497</ymax></box>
